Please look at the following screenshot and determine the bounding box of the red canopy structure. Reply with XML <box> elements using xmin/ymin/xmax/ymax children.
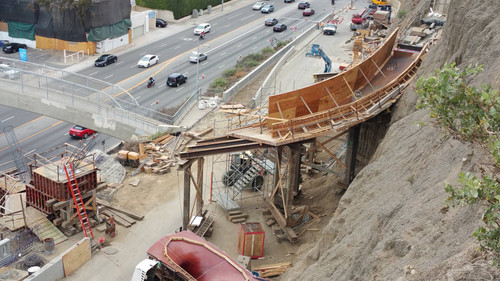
<box><xmin>147</xmin><ymin>231</ymin><xmax>259</xmax><ymax>281</ymax></box>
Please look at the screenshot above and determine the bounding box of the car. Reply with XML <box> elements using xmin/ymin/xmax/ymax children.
<box><xmin>297</xmin><ymin>1</ymin><xmax>310</xmax><ymax>9</ymax></box>
<box><xmin>0</xmin><ymin>64</ymin><xmax>21</xmax><ymax>80</ymax></box>
<box><xmin>303</xmin><ymin>8</ymin><xmax>315</xmax><ymax>16</ymax></box>
<box><xmin>156</xmin><ymin>18</ymin><xmax>167</xmax><ymax>28</ymax></box>
<box><xmin>94</xmin><ymin>54</ymin><xmax>117</xmax><ymax>67</ymax></box>
<box><xmin>323</xmin><ymin>23</ymin><xmax>337</xmax><ymax>35</ymax></box>
<box><xmin>166</xmin><ymin>73</ymin><xmax>188</xmax><ymax>87</ymax></box>
<box><xmin>264</xmin><ymin>18</ymin><xmax>279</xmax><ymax>26</ymax></box>
<box><xmin>69</xmin><ymin>125</ymin><xmax>96</xmax><ymax>139</ymax></box>
<box><xmin>261</xmin><ymin>4</ymin><xmax>274</xmax><ymax>13</ymax></box>
<box><xmin>189</xmin><ymin>52</ymin><xmax>207</xmax><ymax>63</ymax></box>
<box><xmin>137</xmin><ymin>55</ymin><xmax>159</xmax><ymax>68</ymax></box>
<box><xmin>2</xmin><ymin>43</ymin><xmax>27</xmax><ymax>53</ymax></box>
<box><xmin>252</xmin><ymin>2</ymin><xmax>265</xmax><ymax>10</ymax></box>
<box><xmin>284</xmin><ymin>0</ymin><xmax>295</xmax><ymax>2</ymax></box>
<box><xmin>194</xmin><ymin>23</ymin><xmax>211</xmax><ymax>35</ymax></box>
<box><xmin>273</xmin><ymin>24</ymin><xmax>287</xmax><ymax>32</ymax></box>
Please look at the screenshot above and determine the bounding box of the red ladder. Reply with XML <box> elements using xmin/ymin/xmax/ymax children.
<box><xmin>63</xmin><ymin>163</ymin><xmax>94</xmax><ymax>239</ymax></box>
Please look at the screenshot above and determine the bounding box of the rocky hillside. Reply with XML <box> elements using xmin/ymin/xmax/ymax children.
<box><xmin>283</xmin><ymin>0</ymin><xmax>500</xmax><ymax>280</ymax></box>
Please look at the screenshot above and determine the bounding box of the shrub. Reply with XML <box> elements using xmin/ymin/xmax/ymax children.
<box><xmin>210</xmin><ymin>77</ymin><xmax>229</xmax><ymax>91</ymax></box>
<box><xmin>222</xmin><ymin>68</ymin><xmax>237</xmax><ymax>78</ymax></box>
<box><xmin>397</xmin><ymin>9</ymin><xmax>408</xmax><ymax>19</ymax></box>
<box><xmin>261</xmin><ymin>46</ymin><xmax>276</xmax><ymax>57</ymax></box>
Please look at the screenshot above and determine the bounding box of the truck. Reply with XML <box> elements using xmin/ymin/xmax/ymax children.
<box><xmin>350</xmin><ymin>6</ymin><xmax>377</xmax><ymax>30</ymax></box>
<box><xmin>131</xmin><ymin>259</ymin><xmax>158</xmax><ymax>281</ymax></box>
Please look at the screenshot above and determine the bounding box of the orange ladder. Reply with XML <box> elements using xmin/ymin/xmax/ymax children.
<box><xmin>63</xmin><ymin>163</ymin><xmax>94</xmax><ymax>239</ymax></box>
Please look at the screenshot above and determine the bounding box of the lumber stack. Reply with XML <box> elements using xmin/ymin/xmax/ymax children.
<box><xmin>252</xmin><ymin>262</ymin><xmax>292</xmax><ymax>278</ymax></box>
<box><xmin>226</xmin><ymin>210</ymin><xmax>248</xmax><ymax>223</ymax></box>
<box><xmin>96</xmin><ymin>199</ymin><xmax>144</xmax><ymax>228</ymax></box>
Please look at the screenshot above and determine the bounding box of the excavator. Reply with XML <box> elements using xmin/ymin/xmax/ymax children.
<box><xmin>306</xmin><ymin>44</ymin><xmax>332</xmax><ymax>73</ymax></box>
<box><xmin>372</xmin><ymin>0</ymin><xmax>388</xmax><ymax>5</ymax></box>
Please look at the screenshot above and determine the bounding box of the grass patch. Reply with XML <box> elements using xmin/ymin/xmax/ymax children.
<box><xmin>397</xmin><ymin>9</ymin><xmax>408</xmax><ymax>19</ymax></box>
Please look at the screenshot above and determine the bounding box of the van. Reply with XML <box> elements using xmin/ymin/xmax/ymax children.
<box><xmin>166</xmin><ymin>73</ymin><xmax>188</xmax><ymax>87</ymax></box>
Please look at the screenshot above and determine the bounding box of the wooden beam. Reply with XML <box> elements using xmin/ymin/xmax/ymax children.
<box><xmin>316</xmin><ymin>140</ymin><xmax>347</xmax><ymax>169</ymax></box>
<box><xmin>342</xmin><ymin>76</ymin><xmax>358</xmax><ymax>101</ymax></box>
<box><xmin>96</xmin><ymin>199</ymin><xmax>144</xmax><ymax>220</ymax></box>
<box><xmin>300</xmin><ymin>96</ymin><xmax>322</xmax><ymax>129</ymax></box>
<box><xmin>183</xmin><ymin>165</ymin><xmax>191</xmax><ymax>230</ymax></box>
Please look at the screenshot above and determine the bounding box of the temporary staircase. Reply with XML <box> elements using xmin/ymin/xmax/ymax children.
<box><xmin>232</xmin><ymin>165</ymin><xmax>260</xmax><ymax>199</ymax></box>
<box><xmin>195</xmin><ymin>217</ymin><xmax>214</xmax><ymax>237</ymax></box>
<box><xmin>63</xmin><ymin>163</ymin><xmax>94</xmax><ymax>239</ymax></box>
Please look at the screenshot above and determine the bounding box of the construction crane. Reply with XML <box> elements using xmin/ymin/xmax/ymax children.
<box><xmin>306</xmin><ymin>44</ymin><xmax>332</xmax><ymax>73</ymax></box>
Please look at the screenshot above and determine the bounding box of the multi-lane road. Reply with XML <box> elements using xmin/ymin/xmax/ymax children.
<box><xmin>0</xmin><ymin>0</ymin><xmax>335</xmax><ymax>171</ymax></box>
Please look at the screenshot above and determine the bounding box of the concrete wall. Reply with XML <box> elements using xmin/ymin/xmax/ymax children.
<box><xmin>26</xmin><ymin>237</ymin><xmax>90</xmax><ymax>281</ymax></box>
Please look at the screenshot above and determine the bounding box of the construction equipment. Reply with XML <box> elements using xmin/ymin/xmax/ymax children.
<box><xmin>372</xmin><ymin>0</ymin><xmax>388</xmax><ymax>5</ymax></box>
<box><xmin>116</xmin><ymin>150</ymin><xmax>140</xmax><ymax>167</ymax></box>
<box><xmin>306</xmin><ymin>44</ymin><xmax>332</xmax><ymax>73</ymax></box>
<box><xmin>350</xmin><ymin>6</ymin><xmax>376</xmax><ymax>30</ymax></box>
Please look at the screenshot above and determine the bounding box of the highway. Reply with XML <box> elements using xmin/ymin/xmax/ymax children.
<box><xmin>0</xmin><ymin>0</ymin><xmax>335</xmax><ymax>171</ymax></box>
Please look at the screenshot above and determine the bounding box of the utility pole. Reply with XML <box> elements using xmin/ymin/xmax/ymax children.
<box><xmin>221</xmin><ymin>0</ymin><xmax>224</xmax><ymax>12</ymax></box>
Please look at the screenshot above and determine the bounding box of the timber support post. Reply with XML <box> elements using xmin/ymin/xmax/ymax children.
<box><xmin>344</xmin><ymin>125</ymin><xmax>360</xmax><ymax>185</ymax></box>
<box><xmin>286</xmin><ymin>144</ymin><xmax>301</xmax><ymax>223</ymax></box>
<box><xmin>179</xmin><ymin>159</ymin><xmax>195</xmax><ymax>230</ymax></box>
<box><xmin>195</xmin><ymin>158</ymin><xmax>204</xmax><ymax>217</ymax></box>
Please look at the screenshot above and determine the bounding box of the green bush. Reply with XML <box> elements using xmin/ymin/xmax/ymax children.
<box><xmin>417</xmin><ymin>63</ymin><xmax>500</xmax><ymax>264</ymax></box>
<box><xmin>397</xmin><ymin>9</ymin><xmax>408</xmax><ymax>19</ymax></box>
<box><xmin>261</xmin><ymin>47</ymin><xmax>276</xmax><ymax>57</ymax></box>
<box><xmin>136</xmin><ymin>0</ymin><xmax>232</xmax><ymax>20</ymax></box>
<box><xmin>210</xmin><ymin>77</ymin><xmax>228</xmax><ymax>91</ymax></box>
<box><xmin>277</xmin><ymin>40</ymin><xmax>290</xmax><ymax>48</ymax></box>
<box><xmin>222</xmin><ymin>68</ymin><xmax>237</xmax><ymax>78</ymax></box>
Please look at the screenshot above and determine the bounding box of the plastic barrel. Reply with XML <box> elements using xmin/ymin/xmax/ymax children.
<box><xmin>44</xmin><ymin>238</ymin><xmax>55</xmax><ymax>255</ymax></box>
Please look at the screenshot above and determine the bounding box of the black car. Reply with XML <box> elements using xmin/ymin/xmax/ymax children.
<box><xmin>94</xmin><ymin>54</ymin><xmax>117</xmax><ymax>67</ymax></box>
<box><xmin>156</xmin><ymin>18</ymin><xmax>167</xmax><ymax>28</ymax></box>
<box><xmin>166</xmin><ymin>73</ymin><xmax>188</xmax><ymax>87</ymax></box>
<box><xmin>2</xmin><ymin>43</ymin><xmax>27</xmax><ymax>53</ymax></box>
<box><xmin>284</xmin><ymin>0</ymin><xmax>295</xmax><ymax>2</ymax></box>
<box><xmin>273</xmin><ymin>24</ymin><xmax>287</xmax><ymax>32</ymax></box>
<box><xmin>298</xmin><ymin>1</ymin><xmax>310</xmax><ymax>9</ymax></box>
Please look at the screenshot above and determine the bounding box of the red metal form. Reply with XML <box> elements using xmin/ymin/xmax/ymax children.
<box><xmin>63</xmin><ymin>163</ymin><xmax>94</xmax><ymax>239</ymax></box>
<box><xmin>148</xmin><ymin>231</ymin><xmax>259</xmax><ymax>281</ymax></box>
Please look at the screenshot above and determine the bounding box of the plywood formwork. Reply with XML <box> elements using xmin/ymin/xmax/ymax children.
<box><xmin>268</xmin><ymin>28</ymin><xmax>399</xmax><ymax>128</ymax></box>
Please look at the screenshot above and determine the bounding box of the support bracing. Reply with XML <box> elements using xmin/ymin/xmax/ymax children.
<box><xmin>344</xmin><ymin>125</ymin><xmax>360</xmax><ymax>185</ymax></box>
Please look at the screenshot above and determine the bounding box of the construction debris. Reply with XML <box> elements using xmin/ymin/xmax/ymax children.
<box><xmin>251</xmin><ymin>262</ymin><xmax>292</xmax><ymax>278</ymax></box>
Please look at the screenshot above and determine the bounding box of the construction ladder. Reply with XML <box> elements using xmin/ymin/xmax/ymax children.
<box><xmin>63</xmin><ymin>163</ymin><xmax>94</xmax><ymax>239</ymax></box>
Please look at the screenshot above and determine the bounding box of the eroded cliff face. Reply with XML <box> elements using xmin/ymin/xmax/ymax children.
<box><xmin>283</xmin><ymin>0</ymin><xmax>500</xmax><ymax>280</ymax></box>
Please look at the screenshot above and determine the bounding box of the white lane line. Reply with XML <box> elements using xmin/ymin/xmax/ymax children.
<box><xmin>218</xmin><ymin>64</ymin><xmax>225</xmax><ymax>69</ymax></box>
<box><xmin>130</xmin><ymin>64</ymin><xmax>138</xmax><ymax>68</ymax></box>
<box><xmin>161</xmin><ymin>43</ymin><xmax>168</xmax><ymax>47</ymax></box>
<box><xmin>241</xmin><ymin>15</ymin><xmax>253</xmax><ymax>21</ymax></box>
<box><xmin>220</xmin><ymin>52</ymin><xmax>226</xmax><ymax>56</ymax></box>
<box><xmin>202</xmin><ymin>62</ymin><xmax>208</xmax><ymax>66</ymax></box>
<box><xmin>116</xmin><ymin>61</ymin><xmax>123</xmax><ymax>65</ymax></box>
<box><xmin>158</xmin><ymin>84</ymin><xmax>165</xmax><ymax>88</ymax></box>
<box><xmin>174</xmin><ymin>45</ymin><xmax>181</xmax><ymax>49</ymax></box>
<box><xmin>89</xmin><ymin>71</ymin><xmax>98</xmax><ymax>76</ymax></box>
<box><xmin>237</xmin><ymin>44</ymin><xmax>242</xmax><ymax>48</ymax></box>
<box><xmin>135</xmin><ymin>96</ymin><xmax>141</xmax><ymax>100</ymax></box>
<box><xmin>252</xmin><ymin>47</ymin><xmax>257</xmax><ymax>50</ymax></box>
<box><xmin>184</xmin><ymin>72</ymin><xmax>189</xmax><ymax>75</ymax></box>
<box><xmin>104</xmin><ymin>75</ymin><xmax>113</xmax><ymax>79</ymax></box>
<box><xmin>64</xmin><ymin>132</ymin><xmax>69</xmax><ymax>136</ymax></box>
<box><xmin>1</xmin><ymin>116</ymin><xmax>14</xmax><ymax>122</ymax></box>
<box><xmin>23</xmin><ymin>149</ymin><xmax>36</xmax><ymax>156</ymax></box>
<box><xmin>176</xmin><ymin>87</ymin><xmax>184</xmax><ymax>92</ymax></box>
<box><xmin>252</xmin><ymin>36</ymin><xmax>257</xmax><ymax>40</ymax></box>
<box><xmin>224</xmin><ymin>24</ymin><xmax>231</xmax><ymax>28</ymax></box>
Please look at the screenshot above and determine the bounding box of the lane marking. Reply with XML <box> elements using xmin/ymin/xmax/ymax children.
<box><xmin>135</xmin><ymin>96</ymin><xmax>141</xmax><ymax>99</ymax></box>
<box><xmin>89</xmin><ymin>71</ymin><xmax>98</xmax><ymax>76</ymax></box>
<box><xmin>158</xmin><ymin>84</ymin><xmax>165</xmax><ymax>88</ymax></box>
<box><xmin>218</xmin><ymin>64</ymin><xmax>225</xmax><ymax>69</ymax></box>
<box><xmin>130</xmin><ymin>64</ymin><xmax>137</xmax><ymax>68</ymax></box>
<box><xmin>24</xmin><ymin>149</ymin><xmax>36</xmax><ymax>156</ymax></box>
<box><xmin>1</xmin><ymin>116</ymin><xmax>14</xmax><ymax>123</ymax></box>
<box><xmin>241</xmin><ymin>15</ymin><xmax>253</xmax><ymax>21</ymax></box>
<box><xmin>116</xmin><ymin>61</ymin><xmax>123</xmax><ymax>65</ymax></box>
<box><xmin>174</xmin><ymin>45</ymin><xmax>181</xmax><ymax>49</ymax></box>
<box><xmin>220</xmin><ymin>52</ymin><xmax>226</xmax><ymax>56</ymax></box>
<box><xmin>161</xmin><ymin>43</ymin><xmax>168</xmax><ymax>47</ymax></box>
<box><xmin>0</xmin><ymin>121</ymin><xmax>64</xmax><ymax>153</ymax></box>
<box><xmin>0</xmin><ymin>116</ymin><xmax>45</xmax><ymax>138</ymax></box>
<box><xmin>176</xmin><ymin>87</ymin><xmax>184</xmax><ymax>92</ymax></box>
<box><xmin>104</xmin><ymin>75</ymin><xmax>113</xmax><ymax>79</ymax></box>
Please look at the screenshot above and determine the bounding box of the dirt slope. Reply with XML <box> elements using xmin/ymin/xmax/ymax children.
<box><xmin>282</xmin><ymin>0</ymin><xmax>500</xmax><ymax>280</ymax></box>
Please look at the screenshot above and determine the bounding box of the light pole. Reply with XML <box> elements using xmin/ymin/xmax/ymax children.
<box><xmin>196</xmin><ymin>37</ymin><xmax>201</xmax><ymax>95</ymax></box>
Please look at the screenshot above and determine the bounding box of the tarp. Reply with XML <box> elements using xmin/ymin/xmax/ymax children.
<box><xmin>7</xmin><ymin>22</ymin><xmax>35</xmax><ymax>40</ymax></box>
<box><xmin>35</xmin><ymin>7</ymin><xmax>87</xmax><ymax>42</ymax></box>
<box><xmin>88</xmin><ymin>19</ymin><xmax>131</xmax><ymax>42</ymax></box>
<box><xmin>0</xmin><ymin>0</ymin><xmax>38</xmax><ymax>24</ymax></box>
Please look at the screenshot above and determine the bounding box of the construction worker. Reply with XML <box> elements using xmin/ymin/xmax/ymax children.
<box><xmin>320</xmin><ymin>21</ymin><xmax>325</xmax><ymax>29</ymax></box>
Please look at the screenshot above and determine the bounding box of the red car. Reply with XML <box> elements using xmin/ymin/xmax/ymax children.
<box><xmin>69</xmin><ymin>125</ymin><xmax>96</xmax><ymax>139</ymax></box>
<box><xmin>303</xmin><ymin>8</ymin><xmax>315</xmax><ymax>16</ymax></box>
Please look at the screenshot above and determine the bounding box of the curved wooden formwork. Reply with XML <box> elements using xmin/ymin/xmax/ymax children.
<box><xmin>226</xmin><ymin>27</ymin><xmax>426</xmax><ymax>147</ymax></box>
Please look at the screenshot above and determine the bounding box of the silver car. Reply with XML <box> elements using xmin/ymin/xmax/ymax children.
<box><xmin>189</xmin><ymin>52</ymin><xmax>208</xmax><ymax>63</ymax></box>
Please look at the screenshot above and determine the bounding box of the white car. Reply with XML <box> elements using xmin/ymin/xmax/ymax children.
<box><xmin>253</xmin><ymin>2</ymin><xmax>265</xmax><ymax>10</ymax></box>
<box><xmin>0</xmin><ymin>64</ymin><xmax>21</xmax><ymax>80</ymax></box>
<box><xmin>137</xmin><ymin>55</ymin><xmax>159</xmax><ymax>68</ymax></box>
<box><xmin>189</xmin><ymin>52</ymin><xmax>208</xmax><ymax>63</ymax></box>
<box><xmin>194</xmin><ymin>23</ymin><xmax>211</xmax><ymax>35</ymax></box>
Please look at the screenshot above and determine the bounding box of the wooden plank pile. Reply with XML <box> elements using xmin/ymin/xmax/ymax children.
<box><xmin>226</xmin><ymin>210</ymin><xmax>248</xmax><ymax>223</ymax></box>
<box><xmin>252</xmin><ymin>262</ymin><xmax>292</xmax><ymax>278</ymax></box>
<box><xmin>134</xmin><ymin>128</ymin><xmax>213</xmax><ymax>175</ymax></box>
<box><xmin>96</xmin><ymin>199</ymin><xmax>144</xmax><ymax>228</ymax></box>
